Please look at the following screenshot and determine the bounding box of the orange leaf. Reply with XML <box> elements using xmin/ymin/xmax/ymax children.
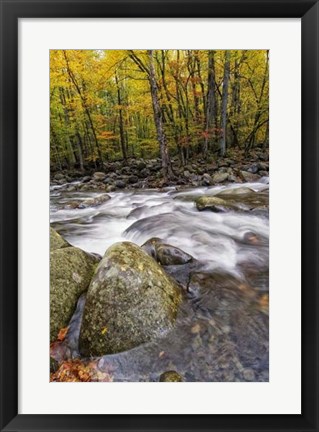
<box><xmin>57</xmin><ymin>326</ymin><xmax>69</xmax><ymax>341</ymax></box>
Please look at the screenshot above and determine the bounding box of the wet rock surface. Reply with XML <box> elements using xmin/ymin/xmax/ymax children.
<box><xmin>50</xmin><ymin>227</ymin><xmax>70</xmax><ymax>251</ymax></box>
<box><xmin>79</xmin><ymin>242</ymin><xmax>182</xmax><ymax>357</ymax></box>
<box><xmin>50</xmin><ymin>241</ymin><xmax>99</xmax><ymax>342</ymax></box>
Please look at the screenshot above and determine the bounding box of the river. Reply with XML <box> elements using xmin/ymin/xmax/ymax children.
<box><xmin>50</xmin><ymin>179</ymin><xmax>269</xmax><ymax>382</ymax></box>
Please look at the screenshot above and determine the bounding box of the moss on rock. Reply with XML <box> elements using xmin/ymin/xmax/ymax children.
<box><xmin>79</xmin><ymin>242</ymin><xmax>182</xmax><ymax>357</ymax></box>
<box><xmin>195</xmin><ymin>196</ymin><xmax>232</xmax><ymax>212</ymax></box>
<box><xmin>159</xmin><ymin>370</ymin><xmax>183</xmax><ymax>382</ymax></box>
<box><xmin>50</xmin><ymin>246</ymin><xmax>99</xmax><ymax>342</ymax></box>
<box><xmin>50</xmin><ymin>227</ymin><xmax>69</xmax><ymax>251</ymax></box>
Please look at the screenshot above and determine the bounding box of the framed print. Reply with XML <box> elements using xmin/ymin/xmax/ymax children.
<box><xmin>0</xmin><ymin>0</ymin><xmax>318</xmax><ymax>431</ymax></box>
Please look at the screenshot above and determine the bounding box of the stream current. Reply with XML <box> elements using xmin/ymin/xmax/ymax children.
<box><xmin>50</xmin><ymin>179</ymin><xmax>269</xmax><ymax>382</ymax></box>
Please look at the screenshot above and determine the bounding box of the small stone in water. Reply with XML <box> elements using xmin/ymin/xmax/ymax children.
<box><xmin>159</xmin><ymin>371</ymin><xmax>183</xmax><ymax>382</ymax></box>
<box><xmin>191</xmin><ymin>323</ymin><xmax>201</xmax><ymax>334</ymax></box>
<box><xmin>242</xmin><ymin>368</ymin><xmax>256</xmax><ymax>381</ymax></box>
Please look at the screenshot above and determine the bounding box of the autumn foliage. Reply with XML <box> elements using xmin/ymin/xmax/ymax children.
<box><xmin>50</xmin><ymin>49</ymin><xmax>269</xmax><ymax>170</ymax></box>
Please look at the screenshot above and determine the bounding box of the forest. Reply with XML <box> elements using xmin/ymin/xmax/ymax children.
<box><xmin>50</xmin><ymin>49</ymin><xmax>269</xmax><ymax>179</ymax></box>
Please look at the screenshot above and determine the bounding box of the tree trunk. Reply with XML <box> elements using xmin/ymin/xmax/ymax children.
<box><xmin>245</xmin><ymin>51</ymin><xmax>269</xmax><ymax>153</ymax></box>
<box><xmin>203</xmin><ymin>50</ymin><xmax>216</xmax><ymax>157</ymax></box>
<box><xmin>220</xmin><ymin>51</ymin><xmax>230</xmax><ymax>157</ymax></box>
<box><xmin>115</xmin><ymin>72</ymin><xmax>127</xmax><ymax>160</ymax></box>
<box><xmin>147</xmin><ymin>50</ymin><xmax>173</xmax><ymax>179</ymax></box>
<box><xmin>76</xmin><ymin>132</ymin><xmax>84</xmax><ymax>171</ymax></box>
<box><xmin>62</xmin><ymin>50</ymin><xmax>103</xmax><ymax>165</ymax></box>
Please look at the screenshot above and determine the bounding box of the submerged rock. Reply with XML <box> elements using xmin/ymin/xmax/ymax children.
<box><xmin>79</xmin><ymin>242</ymin><xmax>182</xmax><ymax>356</ymax></box>
<box><xmin>50</xmin><ymin>227</ymin><xmax>69</xmax><ymax>251</ymax></box>
<box><xmin>78</xmin><ymin>194</ymin><xmax>111</xmax><ymax>209</ymax></box>
<box><xmin>63</xmin><ymin>194</ymin><xmax>111</xmax><ymax>209</ymax></box>
<box><xmin>50</xmin><ymin>247</ymin><xmax>99</xmax><ymax>342</ymax></box>
<box><xmin>159</xmin><ymin>370</ymin><xmax>183</xmax><ymax>382</ymax></box>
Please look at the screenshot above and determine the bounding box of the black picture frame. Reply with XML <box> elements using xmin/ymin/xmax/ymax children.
<box><xmin>0</xmin><ymin>0</ymin><xmax>318</xmax><ymax>431</ymax></box>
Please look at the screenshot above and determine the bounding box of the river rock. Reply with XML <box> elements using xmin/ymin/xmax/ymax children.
<box><xmin>50</xmin><ymin>227</ymin><xmax>69</xmax><ymax>251</ymax></box>
<box><xmin>115</xmin><ymin>179</ymin><xmax>126</xmax><ymax>189</ymax></box>
<box><xmin>93</xmin><ymin>172</ymin><xmax>106</xmax><ymax>181</ymax></box>
<box><xmin>54</xmin><ymin>173</ymin><xmax>65</xmax><ymax>181</ymax></box>
<box><xmin>79</xmin><ymin>242</ymin><xmax>182</xmax><ymax>356</ymax></box>
<box><xmin>195</xmin><ymin>196</ymin><xmax>233</xmax><ymax>212</ymax></box>
<box><xmin>50</xmin><ymin>247</ymin><xmax>99</xmax><ymax>342</ymax></box>
<box><xmin>247</xmin><ymin>164</ymin><xmax>259</xmax><ymax>174</ymax></box>
<box><xmin>212</xmin><ymin>172</ymin><xmax>229</xmax><ymax>183</ymax></box>
<box><xmin>139</xmin><ymin>168</ymin><xmax>151</xmax><ymax>178</ymax></box>
<box><xmin>257</xmin><ymin>162</ymin><xmax>268</xmax><ymax>171</ymax></box>
<box><xmin>240</xmin><ymin>171</ymin><xmax>260</xmax><ymax>182</ymax></box>
<box><xmin>159</xmin><ymin>371</ymin><xmax>183</xmax><ymax>382</ymax></box>
<box><xmin>142</xmin><ymin>237</ymin><xmax>193</xmax><ymax>266</ymax></box>
<box><xmin>136</xmin><ymin>161</ymin><xmax>146</xmax><ymax>171</ymax></box>
<box><xmin>128</xmin><ymin>175</ymin><xmax>139</xmax><ymax>184</ymax></box>
<box><xmin>78</xmin><ymin>194</ymin><xmax>111</xmax><ymax>209</ymax></box>
<box><xmin>216</xmin><ymin>186</ymin><xmax>254</xmax><ymax>196</ymax></box>
<box><xmin>202</xmin><ymin>173</ymin><xmax>213</xmax><ymax>186</ymax></box>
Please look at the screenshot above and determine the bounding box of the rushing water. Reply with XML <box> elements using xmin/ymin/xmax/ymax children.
<box><xmin>50</xmin><ymin>179</ymin><xmax>269</xmax><ymax>382</ymax></box>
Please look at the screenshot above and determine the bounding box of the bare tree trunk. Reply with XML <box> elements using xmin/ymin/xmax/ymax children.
<box><xmin>76</xmin><ymin>132</ymin><xmax>84</xmax><ymax>171</ymax></box>
<box><xmin>231</xmin><ymin>54</ymin><xmax>241</xmax><ymax>147</ymax></box>
<box><xmin>203</xmin><ymin>50</ymin><xmax>216</xmax><ymax>157</ymax></box>
<box><xmin>147</xmin><ymin>50</ymin><xmax>173</xmax><ymax>179</ymax></box>
<box><xmin>220</xmin><ymin>51</ymin><xmax>231</xmax><ymax>157</ymax></box>
<box><xmin>115</xmin><ymin>72</ymin><xmax>127</xmax><ymax>160</ymax></box>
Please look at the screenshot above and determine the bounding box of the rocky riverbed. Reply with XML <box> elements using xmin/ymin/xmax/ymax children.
<box><xmin>50</xmin><ymin>176</ymin><xmax>269</xmax><ymax>382</ymax></box>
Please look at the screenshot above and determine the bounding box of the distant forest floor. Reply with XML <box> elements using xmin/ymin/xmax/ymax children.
<box><xmin>51</xmin><ymin>146</ymin><xmax>269</xmax><ymax>192</ymax></box>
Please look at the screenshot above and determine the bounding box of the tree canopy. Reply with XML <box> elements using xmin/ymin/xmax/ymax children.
<box><xmin>50</xmin><ymin>49</ymin><xmax>269</xmax><ymax>174</ymax></box>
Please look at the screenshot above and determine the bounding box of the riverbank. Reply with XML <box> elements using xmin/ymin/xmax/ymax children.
<box><xmin>50</xmin><ymin>148</ymin><xmax>269</xmax><ymax>192</ymax></box>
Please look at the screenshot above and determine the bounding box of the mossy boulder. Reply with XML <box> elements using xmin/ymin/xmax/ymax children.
<box><xmin>79</xmin><ymin>241</ymin><xmax>182</xmax><ymax>356</ymax></box>
<box><xmin>50</xmin><ymin>227</ymin><xmax>69</xmax><ymax>251</ymax></box>
<box><xmin>195</xmin><ymin>196</ymin><xmax>233</xmax><ymax>212</ymax></box>
<box><xmin>50</xmin><ymin>247</ymin><xmax>99</xmax><ymax>342</ymax></box>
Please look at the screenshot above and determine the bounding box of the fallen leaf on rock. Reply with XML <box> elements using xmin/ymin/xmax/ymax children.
<box><xmin>101</xmin><ymin>326</ymin><xmax>108</xmax><ymax>335</ymax></box>
<box><xmin>57</xmin><ymin>326</ymin><xmax>69</xmax><ymax>341</ymax></box>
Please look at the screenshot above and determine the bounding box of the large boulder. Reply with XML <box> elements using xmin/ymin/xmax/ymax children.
<box><xmin>50</xmin><ymin>227</ymin><xmax>69</xmax><ymax>251</ymax></box>
<box><xmin>50</xmin><ymin>247</ymin><xmax>99</xmax><ymax>342</ymax></box>
<box><xmin>79</xmin><ymin>242</ymin><xmax>182</xmax><ymax>356</ymax></box>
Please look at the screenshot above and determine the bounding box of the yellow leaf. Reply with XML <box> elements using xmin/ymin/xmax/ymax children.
<box><xmin>101</xmin><ymin>326</ymin><xmax>108</xmax><ymax>335</ymax></box>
